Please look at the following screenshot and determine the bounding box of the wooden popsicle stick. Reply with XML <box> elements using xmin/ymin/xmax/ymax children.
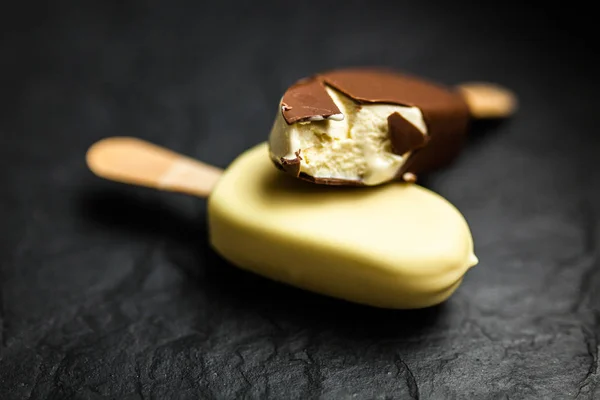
<box><xmin>456</xmin><ymin>82</ymin><xmax>518</xmax><ymax>119</ymax></box>
<box><xmin>86</xmin><ymin>137</ymin><xmax>223</xmax><ymax>198</ymax></box>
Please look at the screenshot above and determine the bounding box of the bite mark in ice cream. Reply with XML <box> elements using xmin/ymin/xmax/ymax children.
<box><xmin>270</xmin><ymin>86</ymin><xmax>428</xmax><ymax>185</ymax></box>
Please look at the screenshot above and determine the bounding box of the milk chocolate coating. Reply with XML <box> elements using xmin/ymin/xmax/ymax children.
<box><xmin>281</xmin><ymin>79</ymin><xmax>341</xmax><ymax>124</ymax></box>
<box><xmin>387</xmin><ymin>112</ymin><xmax>430</xmax><ymax>155</ymax></box>
<box><xmin>280</xmin><ymin>68</ymin><xmax>471</xmax><ymax>179</ymax></box>
<box><xmin>277</xmin><ymin>150</ymin><xmax>302</xmax><ymax>177</ymax></box>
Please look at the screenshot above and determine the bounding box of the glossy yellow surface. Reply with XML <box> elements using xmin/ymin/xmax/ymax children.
<box><xmin>208</xmin><ymin>143</ymin><xmax>478</xmax><ymax>309</ymax></box>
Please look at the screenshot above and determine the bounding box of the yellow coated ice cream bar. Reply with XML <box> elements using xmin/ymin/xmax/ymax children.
<box><xmin>86</xmin><ymin>138</ymin><xmax>477</xmax><ymax>309</ymax></box>
<box><xmin>209</xmin><ymin>143</ymin><xmax>477</xmax><ymax>308</ymax></box>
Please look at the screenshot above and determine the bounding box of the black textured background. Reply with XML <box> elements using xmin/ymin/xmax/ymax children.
<box><xmin>1</xmin><ymin>1</ymin><xmax>599</xmax><ymax>399</ymax></box>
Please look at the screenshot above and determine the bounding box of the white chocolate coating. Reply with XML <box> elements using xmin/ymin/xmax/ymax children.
<box><xmin>208</xmin><ymin>143</ymin><xmax>478</xmax><ymax>309</ymax></box>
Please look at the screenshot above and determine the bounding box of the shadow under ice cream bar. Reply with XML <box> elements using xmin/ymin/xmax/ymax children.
<box><xmin>86</xmin><ymin>138</ymin><xmax>478</xmax><ymax>309</ymax></box>
<box><xmin>269</xmin><ymin>68</ymin><xmax>517</xmax><ymax>185</ymax></box>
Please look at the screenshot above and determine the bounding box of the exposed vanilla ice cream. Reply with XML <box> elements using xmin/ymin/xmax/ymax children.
<box><xmin>269</xmin><ymin>86</ymin><xmax>428</xmax><ymax>185</ymax></box>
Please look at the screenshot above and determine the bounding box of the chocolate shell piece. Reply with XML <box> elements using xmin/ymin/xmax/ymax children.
<box><xmin>281</xmin><ymin>79</ymin><xmax>341</xmax><ymax>124</ymax></box>
<box><xmin>387</xmin><ymin>112</ymin><xmax>430</xmax><ymax>155</ymax></box>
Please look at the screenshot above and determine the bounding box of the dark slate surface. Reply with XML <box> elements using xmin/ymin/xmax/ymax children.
<box><xmin>1</xmin><ymin>1</ymin><xmax>599</xmax><ymax>399</ymax></box>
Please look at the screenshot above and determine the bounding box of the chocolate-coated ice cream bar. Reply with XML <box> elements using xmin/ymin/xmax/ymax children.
<box><xmin>269</xmin><ymin>68</ymin><xmax>516</xmax><ymax>185</ymax></box>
